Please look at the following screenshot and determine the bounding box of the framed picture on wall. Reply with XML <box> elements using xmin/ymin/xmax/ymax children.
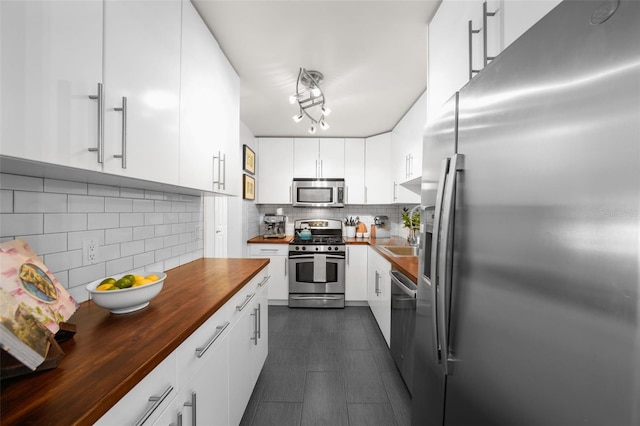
<box><xmin>243</xmin><ymin>145</ymin><xmax>255</xmax><ymax>175</ymax></box>
<box><xmin>243</xmin><ymin>174</ymin><xmax>255</xmax><ymax>200</ymax></box>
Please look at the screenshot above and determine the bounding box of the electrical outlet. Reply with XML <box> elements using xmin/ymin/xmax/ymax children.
<box><xmin>83</xmin><ymin>239</ymin><xmax>99</xmax><ymax>265</ymax></box>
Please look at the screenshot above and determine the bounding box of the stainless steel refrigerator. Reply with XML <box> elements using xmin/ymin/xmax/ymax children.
<box><xmin>413</xmin><ymin>1</ymin><xmax>639</xmax><ymax>425</ymax></box>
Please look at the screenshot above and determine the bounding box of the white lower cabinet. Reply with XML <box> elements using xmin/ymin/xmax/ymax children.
<box><xmin>345</xmin><ymin>245</ymin><xmax>368</xmax><ymax>301</ymax></box>
<box><xmin>249</xmin><ymin>244</ymin><xmax>289</xmax><ymax>302</ymax></box>
<box><xmin>97</xmin><ymin>265</ymin><xmax>269</xmax><ymax>426</ymax></box>
<box><xmin>95</xmin><ymin>354</ymin><xmax>177</xmax><ymax>426</ymax></box>
<box><xmin>367</xmin><ymin>248</ymin><xmax>391</xmax><ymax>346</ymax></box>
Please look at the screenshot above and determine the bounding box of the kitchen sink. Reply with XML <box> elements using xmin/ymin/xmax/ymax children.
<box><xmin>380</xmin><ymin>246</ymin><xmax>419</xmax><ymax>257</ymax></box>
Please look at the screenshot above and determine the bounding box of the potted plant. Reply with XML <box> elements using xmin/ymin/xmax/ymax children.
<box><xmin>402</xmin><ymin>207</ymin><xmax>420</xmax><ymax>244</ymax></box>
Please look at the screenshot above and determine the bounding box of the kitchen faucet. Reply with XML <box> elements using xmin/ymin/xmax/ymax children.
<box><xmin>407</xmin><ymin>205</ymin><xmax>421</xmax><ymax>247</ymax></box>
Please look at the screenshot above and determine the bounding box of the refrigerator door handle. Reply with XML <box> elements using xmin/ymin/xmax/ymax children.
<box><xmin>430</xmin><ymin>157</ymin><xmax>450</xmax><ymax>365</ymax></box>
<box><xmin>438</xmin><ymin>153</ymin><xmax>463</xmax><ymax>375</ymax></box>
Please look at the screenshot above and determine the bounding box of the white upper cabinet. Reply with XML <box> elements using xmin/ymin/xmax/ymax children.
<box><xmin>364</xmin><ymin>133</ymin><xmax>393</xmax><ymax>205</ymax></box>
<box><xmin>258</xmin><ymin>138</ymin><xmax>294</xmax><ymax>204</ymax></box>
<box><xmin>179</xmin><ymin>0</ymin><xmax>240</xmax><ymax>194</ymax></box>
<box><xmin>0</xmin><ymin>0</ymin><xmax>103</xmax><ymax>171</ymax></box>
<box><xmin>344</xmin><ymin>138</ymin><xmax>366</xmax><ymax>204</ymax></box>
<box><xmin>293</xmin><ymin>138</ymin><xmax>345</xmax><ymax>178</ymax></box>
<box><xmin>102</xmin><ymin>0</ymin><xmax>182</xmax><ymax>184</ymax></box>
<box><xmin>391</xmin><ymin>91</ymin><xmax>427</xmax><ymax>203</ymax></box>
<box><xmin>502</xmin><ymin>1</ymin><xmax>562</xmax><ymax>50</ymax></box>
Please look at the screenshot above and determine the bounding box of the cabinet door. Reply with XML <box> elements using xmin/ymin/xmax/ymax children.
<box><xmin>345</xmin><ymin>245</ymin><xmax>368</xmax><ymax>301</ymax></box>
<box><xmin>503</xmin><ymin>1</ymin><xmax>561</xmax><ymax>50</ymax></box>
<box><xmin>364</xmin><ymin>133</ymin><xmax>393</xmax><ymax>204</ymax></box>
<box><xmin>427</xmin><ymin>0</ymin><xmax>483</xmax><ymax>116</ymax></box>
<box><xmin>367</xmin><ymin>248</ymin><xmax>391</xmax><ymax>347</ymax></box>
<box><xmin>252</xmin><ymin>279</ymin><xmax>269</xmax><ymax>382</ymax></box>
<box><xmin>0</xmin><ymin>0</ymin><xmax>103</xmax><ymax>171</ymax></box>
<box><xmin>176</xmin><ymin>332</ymin><xmax>230</xmax><ymax>426</ymax></box>
<box><xmin>249</xmin><ymin>245</ymin><xmax>289</xmax><ymax>301</ymax></box>
<box><xmin>293</xmin><ymin>138</ymin><xmax>319</xmax><ymax>178</ymax></box>
<box><xmin>102</xmin><ymin>0</ymin><xmax>181</xmax><ymax>184</ymax></box>
<box><xmin>258</xmin><ymin>138</ymin><xmax>294</xmax><ymax>204</ymax></box>
<box><xmin>319</xmin><ymin>138</ymin><xmax>345</xmax><ymax>178</ymax></box>
<box><xmin>344</xmin><ymin>138</ymin><xmax>366</xmax><ymax>204</ymax></box>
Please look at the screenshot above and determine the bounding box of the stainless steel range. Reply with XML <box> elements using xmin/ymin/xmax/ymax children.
<box><xmin>289</xmin><ymin>219</ymin><xmax>345</xmax><ymax>308</ymax></box>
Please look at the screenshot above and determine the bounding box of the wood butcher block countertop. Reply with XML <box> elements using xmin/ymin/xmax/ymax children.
<box><xmin>247</xmin><ymin>235</ymin><xmax>418</xmax><ymax>283</ymax></box>
<box><xmin>0</xmin><ymin>258</ymin><xmax>270</xmax><ymax>426</ymax></box>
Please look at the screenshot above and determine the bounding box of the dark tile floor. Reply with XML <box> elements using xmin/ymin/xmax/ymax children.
<box><xmin>240</xmin><ymin>306</ymin><xmax>411</xmax><ymax>426</ymax></box>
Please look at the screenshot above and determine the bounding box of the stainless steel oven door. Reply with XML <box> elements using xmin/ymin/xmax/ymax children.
<box><xmin>288</xmin><ymin>253</ymin><xmax>345</xmax><ymax>294</ymax></box>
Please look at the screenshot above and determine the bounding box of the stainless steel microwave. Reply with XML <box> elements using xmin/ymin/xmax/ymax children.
<box><xmin>292</xmin><ymin>178</ymin><xmax>345</xmax><ymax>207</ymax></box>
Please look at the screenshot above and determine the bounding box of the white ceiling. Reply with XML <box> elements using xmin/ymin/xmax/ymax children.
<box><xmin>192</xmin><ymin>0</ymin><xmax>441</xmax><ymax>138</ymax></box>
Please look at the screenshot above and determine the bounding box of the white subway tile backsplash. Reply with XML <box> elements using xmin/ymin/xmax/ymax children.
<box><xmin>1</xmin><ymin>213</ymin><xmax>44</xmax><ymax>236</ymax></box>
<box><xmin>44</xmin><ymin>213</ymin><xmax>87</xmax><ymax>234</ymax></box>
<box><xmin>68</xmin><ymin>194</ymin><xmax>105</xmax><ymax>213</ymax></box>
<box><xmin>105</xmin><ymin>227</ymin><xmax>133</xmax><ymax>245</ymax></box>
<box><xmin>1</xmin><ymin>173</ymin><xmax>203</xmax><ymax>297</ymax></box>
<box><xmin>134</xmin><ymin>251</ymin><xmax>155</xmax><ymax>268</ymax></box>
<box><xmin>0</xmin><ymin>174</ymin><xmax>43</xmax><ymax>191</ymax></box>
<box><xmin>145</xmin><ymin>212</ymin><xmax>164</xmax><ymax>225</ymax></box>
<box><xmin>106</xmin><ymin>257</ymin><xmax>133</xmax><ymax>276</ymax></box>
<box><xmin>68</xmin><ymin>230</ymin><xmax>105</xmax><ymax>250</ymax></box>
<box><xmin>88</xmin><ymin>213</ymin><xmax>119</xmax><ymax>230</ymax></box>
<box><xmin>121</xmin><ymin>187</ymin><xmax>145</xmax><ymax>199</ymax></box>
<box><xmin>45</xmin><ymin>249</ymin><xmax>83</xmax><ymax>273</ymax></box>
<box><xmin>121</xmin><ymin>240</ymin><xmax>145</xmax><ymax>257</ymax></box>
<box><xmin>132</xmin><ymin>199</ymin><xmax>155</xmax><ymax>212</ymax></box>
<box><xmin>145</xmin><ymin>237</ymin><xmax>164</xmax><ymax>251</ymax></box>
<box><xmin>133</xmin><ymin>225</ymin><xmax>155</xmax><ymax>240</ymax></box>
<box><xmin>45</xmin><ymin>179</ymin><xmax>87</xmax><ymax>195</ymax></box>
<box><xmin>88</xmin><ymin>183</ymin><xmax>120</xmax><ymax>197</ymax></box>
<box><xmin>120</xmin><ymin>213</ymin><xmax>144</xmax><ymax>227</ymax></box>
<box><xmin>105</xmin><ymin>197</ymin><xmax>133</xmax><ymax>213</ymax></box>
<box><xmin>14</xmin><ymin>191</ymin><xmax>67</xmax><ymax>213</ymax></box>
<box><xmin>1</xmin><ymin>190</ymin><xmax>13</xmax><ymax>213</ymax></box>
<box><xmin>155</xmin><ymin>200</ymin><xmax>172</xmax><ymax>212</ymax></box>
<box><xmin>144</xmin><ymin>190</ymin><xmax>163</xmax><ymax>200</ymax></box>
<box><xmin>20</xmin><ymin>233</ymin><xmax>67</xmax><ymax>255</ymax></box>
<box><xmin>69</xmin><ymin>263</ymin><xmax>106</xmax><ymax>288</ymax></box>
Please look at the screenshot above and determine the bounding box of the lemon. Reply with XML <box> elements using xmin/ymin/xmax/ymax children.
<box><xmin>132</xmin><ymin>279</ymin><xmax>153</xmax><ymax>287</ymax></box>
<box><xmin>97</xmin><ymin>283</ymin><xmax>115</xmax><ymax>291</ymax></box>
<box><xmin>145</xmin><ymin>274</ymin><xmax>159</xmax><ymax>282</ymax></box>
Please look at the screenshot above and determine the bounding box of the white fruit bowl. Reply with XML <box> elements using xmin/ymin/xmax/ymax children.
<box><xmin>86</xmin><ymin>272</ymin><xmax>166</xmax><ymax>314</ymax></box>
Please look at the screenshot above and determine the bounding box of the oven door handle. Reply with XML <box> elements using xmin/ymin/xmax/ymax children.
<box><xmin>289</xmin><ymin>254</ymin><xmax>345</xmax><ymax>260</ymax></box>
<box><xmin>289</xmin><ymin>295</ymin><xmax>344</xmax><ymax>300</ymax></box>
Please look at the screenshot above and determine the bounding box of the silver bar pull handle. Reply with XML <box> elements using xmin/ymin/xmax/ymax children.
<box><xmin>176</xmin><ymin>412</ymin><xmax>182</xmax><ymax>426</ymax></box>
<box><xmin>221</xmin><ymin>153</ymin><xmax>226</xmax><ymax>190</ymax></box>
<box><xmin>375</xmin><ymin>271</ymin><xmax>380</xmax><ymax>296</ymax></box>
<box><xmin>258</xmin><ymin>275</ymin><xmax>270</xmax><ymax>287</ymax></box>
<box><xmin>483</xmin><ymin>1</ymin><xmax>498</xmax><ymax>67</ymax></box>
<box><xmin>236</xmin><ymin>292</ymin><xmax>256</xmax><ymax>311</ymax></box>
<box><xmin>88</xmin><ymin>82</ymin><xmax>104</xmax><ymax>163</ymax></box>
<box><xmin>346</xmin><ymin>246</ymin><xmax>350</xmax><ymax>265</ymax></box>
<box><xmin>431</xmin><ymin>158</ymin><xmax>450</xmax><ymax>364</ymax></box>
<box><xmin>195</xmin><ymin>321</ymin><xmax>230</xmax><ymax>358</ymax></box>
<box><xmin>365</xmin><ymin>186</ymin><xmax>368</xmax><ymax>204</ymax></box>
<box><xmin>134</xmin><ymin>385</ymin><xmax>173</xmax><ymax>426</ymax></box>
<box><xmin>468</xmin><ymin>20</ymin><xmax>482</xmax><ymax>80</ymax></box>
<box><xmin>289</xmin><ymin>185</ymin><xmax>292</xmax><ymax>203</ymax></box>
<box><xmin>113</xmin><ymin>96</ymin><xmax>127</xmax><ymax>169</ymax></box>
<box><xmin>285</xmin><ymin>258</ymin><xmax>288</xmax><ymax>277</ymax></box>
<box><xmin>213</xmin><ymin>151</ymin><xmax>221</xmax><ymax>188</ymax></box>
<box><xmin>250</xmin><ymin>306</ymin><xmax>259</xmax><ymax>345</ymax></box>
<box><xmin>393</xmin><ymin>182</ymin><xmax>398</xmax><ymax>201</ymax></box>
<box><xmin>183</xmin><ymin>391</ymin><xmax>196</xmax><ymax>426</ymax></box>
<box><xmin>257</xmin><ymin>303</ymin><xmax>262</xmax><ymax>339</ymax></box>
<box><xmin>438</xmin><ymin>153</ymin><xmax>464</xmax><ymax>376</ymax></box>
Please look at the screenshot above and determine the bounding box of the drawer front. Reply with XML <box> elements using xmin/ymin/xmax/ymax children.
<box><xmin>227</xmin><ymin>266</ymin><xmax>265</xmax><ymax>325</ymax></box>
<box><xmin>249</xmin><ymin>244</ymin><xmax>288</xmax><ymax>257</ymax></box>
<box><xmin>175</xmin><ymin>307</ymin><xmax>230</xmax><ymax>388</ymax></box>
<box><xmin>95</xmin><ymin>354</ymin><xmax>176</xmax><ymax>426</ymax></box>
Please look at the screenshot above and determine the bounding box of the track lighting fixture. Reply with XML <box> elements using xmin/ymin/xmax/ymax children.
<box><xmin>290</xmin><ymin>67</ymin><xmax>330</xmax><ymax>132</ymax></box>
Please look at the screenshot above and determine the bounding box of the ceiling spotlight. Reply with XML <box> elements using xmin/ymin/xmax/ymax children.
<box><xmin>291</xmin><ymin>67</ymin><xmax>331</xmax><ymax>132</ymax></box>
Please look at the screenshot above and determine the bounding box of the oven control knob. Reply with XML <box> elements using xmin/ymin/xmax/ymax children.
<box><xmin>315</xmin><ymin>247</ymin><xmax>319</xmax><ymax>251</ymax></box>
<box><xmin>328</xmin><ymin>247</ymin><xmax>332</xmax><ymax>251</ymax></box>
<box><xmin>302</xmin><ymin>246</ymin><xmax>306</xmax><ymax>251</ymax></box>
<box><xmin>335</xmin><ymin>246</ymin><xmax>339</xmax><ymax>251</ymax></box>
<box><xmin>295</xmin><ymin>246</ymin><xmax>300</xmax><ymax>251</ymax></box>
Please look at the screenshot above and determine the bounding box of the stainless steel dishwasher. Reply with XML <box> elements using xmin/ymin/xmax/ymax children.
<box><xmin>390</xmin><ymin>269</ymin><xmax>417</xmax><ymax>395</ymax></box>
